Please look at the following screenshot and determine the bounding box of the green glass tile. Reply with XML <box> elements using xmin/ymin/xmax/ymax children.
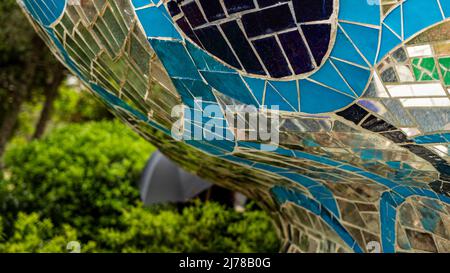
<box><xmin>438</xmin><ymin>57</ymin><xmax>450</xmax><ymax>86</ymax></box>
<box><xmin>412</xmin><ymin>57</ymin><xmax>439</xmax><ymax>81</ymax></box>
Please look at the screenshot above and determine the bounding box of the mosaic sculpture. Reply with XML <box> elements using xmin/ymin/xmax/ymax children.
<box><xmin>19</xmin><ymin>0</ymin><xmax>450</xmax><ymax>253</ymax></box>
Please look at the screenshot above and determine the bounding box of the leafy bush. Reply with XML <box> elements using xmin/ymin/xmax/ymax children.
<box><xmin>0</xmin><ymin>203</ymin><xmax>278</xmax><ymax>253</ymax></box>
<box><xmin>52</xmin><ymin>84</ymin><xmax>113</xmax><ymax>124</ymax></box>
<box><xmin>1</xmin><ymin>120</ymin><xmax>155</xmax><ymax>238</ymax></box>
<box><xmin>95</xmin><ymin>202</ymin><xmax>279</xmax><ymax>253</ymax></box>
<box><xmin>0</xmin><ymin>121</ymin><xmax>279</xmax><ymax>253</ymax></box>
<box><xmin>0</xmin><ymin>212</ymin><xmax>96</xmax><ymax>253</ymax></box>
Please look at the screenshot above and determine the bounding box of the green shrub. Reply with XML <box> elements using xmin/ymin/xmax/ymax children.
<box><xmin>52</xmin><ymin>85</ymin><xmax>113</xmax><ymax>124</ymax></box>
<box><xmin>0</xmin><ymin>212</ymin><xmax>96</xmax><ymax>253</ymax></box>
<box><xmin>95</xmin><ymin>202</ymin><xmax>279</xmax><ymax>253</ymax></box>
<box><xmin>1</xmin><ymin>120</ymin><xmax>155</xmax><ymax>238</ymax></box>
<box><xmin>0</xmin><ymin>212</ymin><xmax>95</xmax><ymax>253</ymax></box>
<box><xmin>0</xmin><ymin>121</ymin><xmax>279</xmax><ymax>252</ymax></box>
<box><xmin>0</xmin><ymin>203</ymin><xmax>279</xmax><ymax>253</ymax></box>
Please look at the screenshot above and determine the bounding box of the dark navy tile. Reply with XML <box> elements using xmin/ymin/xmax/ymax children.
<box><xmin>252</xmin><ymin>36</ymin><xmax>292</xmax><ymax>78</ymax></box>
<box><xmin>194</xmin><ymin>25</ymin><xmax>242</xmax><ymax>69</ymax></box>
<box><xmin>278</xmin><ymin>30</ymin><xmax>314</xmax><ymax>74</ymax></box>
<box><xmin>181</xmin><ymin>1</ymin><xmax>207</xmax><ymax>28</ymax></box>
<box><xmin>167</xmin><ymin>0</ymin><xmax>181</xmax><ymax>16</ymax></box>
<box><xmin>405</xmin><ymin>144</ymin><xmax>450</xmax><ymax>179</ymax></box>
<box><xmin>293</xmin><ymin>0</ymin><xmax>333</xmax><ymax>23</ymax></box>
<box><xmin>429</xmin><ymin>180</ymin><xmax>450</xmax><ymax>196</ymax></box>
<box><xmin>336</xmin><ymin>104</ymin><xmax>369</xmax><ymax>124</ymax></box>
<box><xmin>361</xmin><ymin>115</ymin><xmax>397</xmax><ymax>132</ymax></box>
<box><xmin>257</xmin><ymin>0</ymin><xmax>289</xmax><ymax>8</ymax></box>
<box><xmin>220</xmin><ymin>21</ymin><xmax>265</xmax><ymax>74</ymax></box>
<box><xmin>176</xmin><ymin>17</ymin><xmax>202</xmax><ymax>46</ymax></box>
<box><xmin>302</xmin><ymin>24</ymin><xmax>331</xmax><ymax>65</ymax></box>
<box><xmin>380</xmin><ymin>131</ymin><xmax>409</xmax><ymax>143</ymax></box>
<box><xmin>223</xmin><ymin>0</ymin><xmax>255</xmax><ymax>14</ymax></box>
<box><xmin>242</xmin><ymin>4</ymin><xmax>296</xmax><ymax>38</ymax></box>
<box><xmin>198</xmin><ymin>0</ymin><xmax>226</xmax><ymax>22</ymax></box>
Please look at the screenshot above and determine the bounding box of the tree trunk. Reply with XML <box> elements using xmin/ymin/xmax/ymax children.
<box><xmin>0</xmin><ymin>59</ymin><xmax>38</xmax><ymax>160</ymax></box>
<box><xmin>0</xmin><ymin>87</ymin><xmax>29</xmax><ymax>160</ymax></box>
<box><xmin>32</xmin><ymin>70</ymin><xmax>65</xmax><ymax>140</ymax></box>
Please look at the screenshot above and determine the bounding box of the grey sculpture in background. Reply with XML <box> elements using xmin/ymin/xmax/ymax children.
<box><xmin>139</xmin><ymin>151</ymin><xmax>212</xmax><ymax>205</ymax></box>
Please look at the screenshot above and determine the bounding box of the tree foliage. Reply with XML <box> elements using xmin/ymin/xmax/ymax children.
<box><xmin>0</xmin><ymin>0</ymin><xmax>66</xmax><ymax>156</ymax></box>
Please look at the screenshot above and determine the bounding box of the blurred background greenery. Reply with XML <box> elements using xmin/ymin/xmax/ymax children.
<box><xmin>0</xmin><ymin>1</ymin><xmax>279</xmax><ymax>252</ymax></box>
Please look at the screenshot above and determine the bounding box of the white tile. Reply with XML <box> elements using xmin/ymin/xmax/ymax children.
<box><xmin>407</xmin><ymin>45</ymin><xmax>433</xmax><ymax>57</ymax></box>
<box><xmin>386</xmin><ymin>83</ymin><xmax>446</xmax><ymax>97</ymax></box>
<box><xmin>400</xmin><ymin>97</ymin><xmax>450</xmax><ymax>107</ymax></box>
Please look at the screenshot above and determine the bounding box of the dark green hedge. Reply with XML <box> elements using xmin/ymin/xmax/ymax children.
<box><xmin>0</xmin><ymin>121</ymin><xmax>279</xmax><ymax>252</ymax></box>
<box><xmin>1</xmin><ymin>121</ymin><xmax>154</xmax><ymax>237</ymax></box>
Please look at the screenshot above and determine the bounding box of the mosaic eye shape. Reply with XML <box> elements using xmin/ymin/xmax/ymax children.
<box><xmin>167</xmin><ymin>0</ymin><xmax>337</xmax><ymax>78</ymax></box>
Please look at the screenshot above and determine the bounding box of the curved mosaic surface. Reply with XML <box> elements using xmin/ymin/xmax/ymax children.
<box><xmin>166</xmin><ymin>0</ymin><xmax>337</xmax><ymax>78</ymax></box>
<box><xmin>19</xmin><ymin>0</ymin><xmax>450</xmax><ymax>252</ymax></box>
